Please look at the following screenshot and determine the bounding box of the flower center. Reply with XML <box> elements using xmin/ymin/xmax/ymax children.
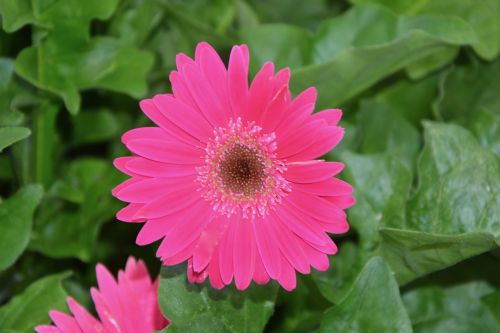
<box><xmin>196</xmin><ymin>118</ymin><xmax>290</xmax><ymax>219</ymax></box>
<box><xmin>219</xmin><ymin>144</ymin><xmax>265</xmax><ymax>196</ymax></box>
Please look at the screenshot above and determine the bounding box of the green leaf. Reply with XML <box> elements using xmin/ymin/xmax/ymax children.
<box><xmin>379</xmin><ymin>122</ymin><xmax>500</xmax><ymax>283</ymax></box>
<box><xmin>291</xmin><ymin>4</ymin><xmax>477</xmax><ymax>107</ymax></box>
<box><xmin>0</xmin><ymin>272</ymin><xmax>69</xmax><ymax>330</ymax></box>
<box><xmin>0</xmin><ymin>58</ymin><xmax>25</xmax><ymax>127</ymax></box>
<box><xmin>317</xmin><ymin>257</ymin><xmax>412</xmax><ymax>333</ymax></box>
<box><xmin>312</xmin><ymin>241</ymin><xmax>363</xmax><ymax>303</ymax></box>
<box><xmin>312</xmin><ymin>153</ymin><xmax>411</xmax><ymax>301</ymax></box>
<box><xmin>240</xmin><ymin>24</ymin><xmax>312</xmax><ymax>71</ymax></box>
<box><xmin>0</xmin><ymin>185</ymin><xmax>43</xmax><ymax>271</ymax></box>
<box><xmin>435</xmin><ymin>59</ymin><xmax>500</xmax><ymax>156</ymax></box>
<box><xmin>352</xmin><ymin>0</ymin><xmax>500</xmax><ymax>60</ymax></box>
<box><xmin>30</xmin><ymin>158</ymin><xmax>125</xmax><ymax>261</ymax></box>
<box><xmin>158</xmin><ymin>265</ymin><xmax>278</xmax><ymax>333</ymax></box>
<box><xmin>0</xmin><ymin>0</ymin><xmax>118</xmax><ymax>33</ymax></box>
<box><xmin>15</xmin><ymin>37</ymin><xmax>154</xmax><ymax>114</ymax></box>
<box><xmin>355</xmin><ymin>100</ymin><xmax>420</xmax><ymax>169</ymax></box>
<box><xmin>403</xmin><ymin>282</ymin><xmax>500</xmax><ymax>332</ymax></box>
<box><xmin>70</xmin><ymin>108</ymin><xmax>120</xmax><ymax>146</ymax></box>
<box><xmin>405</xmin><ymin>44</ymin><xmax>458</xmax><ymax>79</ymax></box>
<box><xmin>482</xmin><ymin>290</ymin><xmax>500</xmax><ymax>325</ymax></box>
<box><xmin>0</xmin><ymin>127</ymin><xmax>30</xmax><ymax>152</ymax></box>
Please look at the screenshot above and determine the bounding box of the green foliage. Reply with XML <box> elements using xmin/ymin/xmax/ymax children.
<box><xmin>0</xmin><ymin>272</ymin><xmax>69</xmax><ymax>331</ymax></box>
<box><xmin>0</xmin><ymin>185</ymin><xmax>43</xmax><ymax>270</ymax></box>
<box><xmin>318</xmin><ymin>257</ymin><xmax>412</xmax><ymax>333</ymax></box>
<box><xmin>159</xmin><ymin>265</ymin><xmax>278</xmax><ymax>333</ymax></box>
<box><xmin>0</xmin><ymin>0</ymin><xmax>499</xmax><ymax>332</ymax></box>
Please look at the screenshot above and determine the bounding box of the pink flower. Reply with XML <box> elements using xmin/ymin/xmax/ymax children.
<box><xmin>112</xmin><ymin>42</ymin><xmax>355</xmax><ymax>291</ymax></box>
<box><xmin>35</xmin><ymin>257</ymin><xmax>168</xmax><ymax>333</ymax></box>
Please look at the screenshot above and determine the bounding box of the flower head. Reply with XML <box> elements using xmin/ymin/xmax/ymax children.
<box><xmin>112</xmin><ymin>42</ymin><xmax>355</xmax><ymax>291</ymax></box>
<box><xmin>35</xmin><ymin>257</ymin><xmax>168</xmax><ymax>333</ymax></box>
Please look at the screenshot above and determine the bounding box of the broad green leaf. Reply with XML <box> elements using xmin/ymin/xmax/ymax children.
<box><xmin>0</xmin><ymin>185</ymin><xmax>43</xmax><ymax>270</ymax></box>
<box><xmin>240</xmin><ymin>24</ymin><xmax>312</xmax><ymax>71</ymax></box>
<box><xmin>378</xmin><ymin>230</ymin><xmax>498</xmax><ymax>284</ymax></box>
<box><xmin>405</xmin><ymin>45</ymin><xmax>458</xmax><ymax>79</ymax></box>
<box><xmin>291</xmin><ymin>5</ymin><xmax>477</xmax><ymax>107</ymax></box>
<box><xmin>15</xmin><ymin>37</ymin><xmax>154</xmax><ymax>114</ymax></box>
<box><xmin>371</xmin><ymin>74</ymin><xmax>438</xmax><ymax>126</ymax></box>
<box><xmin>317</xmin><ymin>257</ymin><xmax>412</xmax><ymax>333</ymax></box>
<box><xmin>268</xmin><ymin>275</ymin><xmax>331</xmax><ymax>333</ymax></box>
<box><xmin>313</xmin><ymin>153</ymin><xmax>411</xmax><ymax>301</ymax></box>
<box><xmin>408</xmin><ymin>122</ymin><xmax>499</xmax><ymax>236</ymax></box>
<box><xmin>30</xmin><ymin>158</ymin><xmax>124</xmax><ymax>261</ymax></box>
<box><xmin>0</xmin><ymin>0</ymin><xmax>118</xmax><ymax>33</ymax></box>
<box><xmin>312</xmin><ymin>241</ymin><xmax>362</xmax><ymax>303</ymax></box>
<box><xmin>352</xmin><ymin>0</ymin><xmax>500</xmax><ymax>59</ymax></box>
<box><xmin>70</xmin><ymin>108</ymin><xmax>120</xmax><ymax>146</ymax></box>
<box><xmin>435</xmin><ymin>59</ymin><xmax>500</xmax><ymax>156</ymax></box>
<box><xmin>482</xmin><ymin>290</ymin><xmax>500</xmax><ymax>325</ymax></box>
<box><xmin>159</xmin><ymin>265</ymin><xmax>278</xmax><ymax>333</ymax></box>
<box><xmin>0</xmin><ymin>127</ymin><xmax>30</xmax><ymax>152</ymax></box>
<box><xmin>247</xmin><ymin>0</ymin><xmax>338</xmax><ymax>28</ymax></box>
<box><xmin>0</xmin><ymin>272</ymin><xmax>69</xmax><ymax>330</ymax></box>
<box><xmin>108</xmin><ymin>0</ymin><xmax>164</xmax><ymax>46</ymax></box>
<box><xmin>0</xmin><ymin>58</ymin><xmax>25</xmax><ymax>126</ymax></box>
<box><xmin>355</xmin><ymin>100</ymin><xmax>420</xmax><ymax>169</ymax></box>
<box><xmin>403</xmin><ymin>282</ymin><xmax>500</xmax><ymax>332</ymax></box>
<box><xmin>380</xmin><ymin>122</ymin><xmax>500</xmax><ymax>283</ymax></box>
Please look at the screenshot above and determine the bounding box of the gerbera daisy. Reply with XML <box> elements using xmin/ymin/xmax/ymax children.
<box><xmin>35</xmin><ymin>257</ymin><xmax>168</xmax><ymax>333</ymax></box>
<box><xmin>112</xmin><ymin>42</ymin><xmax>355</xmax><ymax>291</ymax></box>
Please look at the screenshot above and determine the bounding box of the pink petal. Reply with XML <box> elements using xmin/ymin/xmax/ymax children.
<box><xmin>155</xmin><ymin>201</ymin><xmax>213</xmax><ymax>259</ymax></box>
<box><xmin>253</xmin><ymin>253</ymin><xmax>270</xmax><ymax>285</ymax></box>
<box><xmin>228</xmin><ymin>45</ymin><xmax>249</xmax><ymax>118</ymax></box>
<box><xmin>285</xmin><ymin>161</ymin><xmax>344</xmax><ymax>183</ymax></box>
<box><xmin>288</xmin><ymin>127</ymin><xmax>344</xmax><ymax>161</ymax></box>
<box><xmin>67</xmin><ymin>297</ymin><xmax>105</xmax><ymax>333</ymax></box>
<box><xmin>161</xmin><ymin>238</ymin><xmax>198</xmax><ymax>265</ymax></box>
<box><xmin>113</xmin><ymin>157</ymin><xmax>139</xmax><ymax>177</ymax></box>
<box><xmin>196</xmin><ymin>42</ymin><xmax>230</xmax><ymax>116</ymax></box>
<box><xmin>192</xmin><ymin>216</ymin><xmax>230</xmax><ymax>272</ymax></box>
<box><xmin>139</xmin><ymin>99</ymin><xmax>201</xmax><ymax>147</ymax></box>
<box><xmin>176</xmin><ymin>53</ymin><xmax>195</xmax><ymax>70</ymax></box>
<box><xmin>219</xmin><ymin>220</ymin><xmax>237</xmax><ymax>285</ymax></box>
<box><xmin>153</xmin><ymin>94</ymin><xmax>213</xmax><ymax>141</ymax></box>
<box><xmin>49</xmin><ymin>311</ymin><xmax>83</xmax><ymax>333</ymax></box>
<box><xmin>253</xmin><ymin>218</ymin><xmax>281</xmax><ymax>280</ymax></box>
<box><xmin>324</xmin><ymin>195</ymin><xmax>356</xmax><ymax>209</ymax></box>
<box><xmin>122</xmin><ymin>127</ymin><xmax>168</xmax><ymax>145</ymax></box>
<box><xmin>302</xmin><ymin>243</ymin><xmax>330</xmax><ymax>271</ymax></box>
<box><xmin>269</xmin><ymin>212</ymin><xmax>310</xmax><ymax>274</ymax></box>
<box><xmin>246</xmin><ymin>62</ymin><xmax>275</xmax><ymax>122</ymax></box>
<box><xmin>125</xmin><ymin>157</ymin><xmax>196</xmax><ymax>178</ymax></box>
<box><xmin>116</xmin><ymin>203</ymin><xmax>145</xmax><ymax>222</ymax></box>
<box><xmin>288</xmin><ymin>190</ymin><xmax>346</xmax><ymax>223</ymax></box>
<box><xmin>113</xmin><ymin>176</ymin><xmax>195</xmax><ymax>203</ymax></box>
<box><xmin>208</xmin><ymin>244</ymin><xmax>225</xmax><ymax>289</ymax></box>
<box><xmin>233</xmin><ymin>218</ymin><xmax>256</xmax><ymax>290</ymax></box>
<box><xmin>293</xmin><ymin>178</ymin><xmax>353</xmax><ymax>197</ymax></box>
<box><xmin>277</xmin><ymin>257</ymin><xmax>296</xmax><ymax>291</ymax></box>
<box><xmin>274</xmin><ymin>205</ymin><xmax>325</xmax><ymax>246</ymax></box>
<box><xmin>312</xmin><ymin>108</ymin><xmax>343</xmax><ymax>126</ymax></box>
<box><xmin>134</xmin><ymin>183</ymin><xmax>200</xmax><ymax>219</ymax></box>
<box><xmin>126</xmin><ymin>139</ymin><xmax>203</xmax><ymax>165</ymax></box>
<box><xmin>35</xmin><ymin>326</ymin><xmax>64</xmax><ymax>333</ymax></box>
<box><xmin>136</xmin><ymin>218</ymin><xmax>176</xmax><ymax>246</ymax></box>
<box><xmin>90</xmin><ymin>289</ymin><xmax>121</xmax><ymax>333</ymax></box>
<box><xmin>181</xmin><ymin>63</ymin><xmax>228</xmax><ymax>127</ymax></box>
